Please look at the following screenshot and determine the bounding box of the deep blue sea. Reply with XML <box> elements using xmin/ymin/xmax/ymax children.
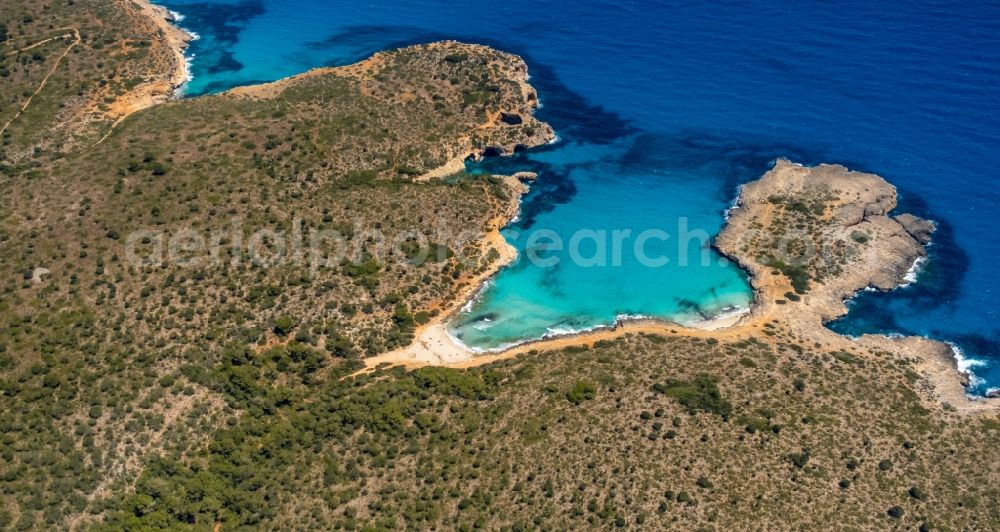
<box><xmin>159</xmin><ymin>0</ymin><xmax>1000</xmax><ymax>394</ymax></box>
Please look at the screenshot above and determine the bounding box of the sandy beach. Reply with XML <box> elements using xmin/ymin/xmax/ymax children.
<box><xmin>111</xmin><ymin>7</ymin><xmax>995</xmax><ymax>415</ymax></box>
<box><xmin>357</xmin><ymin>161</ymin><xmax>1000</xmax><ymax>414</ymax></box>
<box><xmin>360</xmin><ymin>296</ymin><xmax>762</xmax><ymax>374</ymax></box>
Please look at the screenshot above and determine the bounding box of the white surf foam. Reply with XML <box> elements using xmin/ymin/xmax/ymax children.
<box><xmin>723</xmin><ymin>187</ymin><xmax>743</xmax><ymax>220</ymax></box>
<box><xmin>946</xmin><ymin>341</ymin><xmax>987</xmax><ymax>390</ymax></box>
<box><xmin>460</xmin><ymin>279</ymin><xmax>494</xmax><ymax>313</ymax></box>
<box><xmin>615</xmin><ymin>313</ymin><xmax>651</xmax><ymax>323</ymax></box>
<box><xmin>161</xmin><ymin>4</ymin><xmax>199</xmax><ymax>98</ymax></box>
<box><xmin>899</xmin><ymin>255</ymin><xmax>927</xmax><ymax>288</ymax></box>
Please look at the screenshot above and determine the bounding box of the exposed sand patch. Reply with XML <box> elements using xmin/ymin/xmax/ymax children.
<box><xmin>416</xmin><ymin>155</ymin><xmax>469</xmax><ymax>181</ymax></box>
<box><xmin>30</xmin><ymin>267</ymin><xmax>51</xmax><ymax>284</ymax></box>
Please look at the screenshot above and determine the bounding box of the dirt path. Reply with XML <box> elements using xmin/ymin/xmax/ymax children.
<box><xmin>94</xmin><ymin>113</ymin><xmax>132</xmax><ymax>146</ymax></box>
<box><xmin>0</xmin><ymin>2</ymin><xmax>191</xmax><ymax>148</ymax></box>
<box><xmin>2</xmin><ymin>33</ymin><xmax>73</xmax><ymax>57</ymax></box>
<box><xmin>1</xmin><ymin>26</ymin><xmax>78</xmax><ymax>49</ymax></box>
<box><xmin>0</xmin><ymin>28</ymin><xmax>81</xmax><ymax>138</ymax></box>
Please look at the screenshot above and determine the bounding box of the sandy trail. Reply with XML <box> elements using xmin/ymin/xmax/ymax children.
<box><xmin>3</xmin><ymin>32</ymin><xmax>74</xmax><ymax>56</ymax></box>
<box><xmin>1</xmin><ymin>1</ymin><xmax>190</xmax><ymax>146</ymax></box>
<box><xmin>0</xmin><ymin>29</ymin><xmax>80</xmax><ymax>138</ymax></box>
<box><xmin>2</xmin><ymin>0</ymin><xmax>192</xmax><ymax>145</ymax></box>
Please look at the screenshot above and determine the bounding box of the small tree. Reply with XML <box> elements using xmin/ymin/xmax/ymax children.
<box><xmin>566</xmin><ymin>380</ymin><xmax>596</xmax><ymax>404</ymax></box>
<box><xmin>273</xmin><ymin>316</ymin><xmax>297</xmax><ymax>336</ymax></box>
<box><xmin>788</xmin><ymin>449</ymin><xmax>810</xmax><ymax>469</ymax></box>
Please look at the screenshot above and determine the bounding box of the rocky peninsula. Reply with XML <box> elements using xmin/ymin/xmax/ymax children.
<box><xmin>365</xmin><ymin>160</ymin><xmax>997</xmax><ymax>413</ymax></box>
<box><xmin>4</xmin><ymin>0</ymin><xmax>1000</xmax><ymax>528</ymax></box>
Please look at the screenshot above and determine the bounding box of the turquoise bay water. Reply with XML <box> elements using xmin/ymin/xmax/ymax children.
<box><xmin>447</xmin><ymin>140</ymin><xmax>751</xmax><ymax>351</ymax></box>
<box><xmin>160</xmin><ymin>0</ymin><xmax>1000</xmax><ymax>393</ymax></box>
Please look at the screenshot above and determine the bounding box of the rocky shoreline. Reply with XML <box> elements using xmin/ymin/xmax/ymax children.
<box><xmin>714</xmin><ymin>160</ymin><xmax>992</xmax><ymax>410</ymax></box>
<box><xmin>223</xmin><ymin>40</ymin><xmax>555</xmax><ymax>179</ymax></box>
<box><xmin>113</xmin><ymin>0</ymin><xmax>194</xmax><ymax>119</ymax></box>
<box><xmin>364</xmin><ymin>159</ymin><xmax>999</xmax><ymax>413</ymax></box>
<box><xmin>358</xmin><ymin>173</ymin><xmax>535</xmax><ymax>370</ymax></box>
<box><xmin>127</xmin><ymin>4</ymin><xmax>993</xmax><ymax>412</ymax></box>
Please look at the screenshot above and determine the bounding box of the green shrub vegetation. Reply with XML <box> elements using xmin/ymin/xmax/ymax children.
<box><xmin>566</xmin><ymin>379</ymin><xmax>597</xmax><ymax>404</ymax></box>
<box><xmin>0</xmin><ymin>1</ymin><xmax>996</xmax><ymax>530</ymax></box>
<box><xmin>652</xmin><ymin>374</ymin><xmax>732</xmax><ymax>418</ymax></box>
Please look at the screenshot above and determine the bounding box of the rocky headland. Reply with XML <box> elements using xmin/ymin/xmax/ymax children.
<box><xmin>715</xmin><ymin>160</ymin><xmax>988</xmax><ymax>410</ymax></box>
<box><xmin>225</xmin><ymin>40</ymin><xmax>555</xmax><ymax>179</ymax></box>
<box><xmin>116</xmin><ymin>0</ymin><xmax>195</xmax><ymax>114</ymax></box>
<box><xmin>365</xmin><ymin>160</ymin><xmax>998</xmax><ymax>413</ymax></box>
<box><xmin>4</xmin><ymin>1</ymin><xmax>1000</xmax><ymax>527</ymax></box>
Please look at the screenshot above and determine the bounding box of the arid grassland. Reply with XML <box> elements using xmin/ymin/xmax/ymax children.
<box><xmin>0</xmin><ymin>1</ymin><xmax>997</xmax><ymax>530</ymax></box>
<box><xmin>0</xmin><ymin>0</ymin><xmax>189</xmax><ymax>163</ymax></box>
<box><xmin>112</xmin><ymin>335</ymin><xmax>1000</xmax><ymax>530</ymax></box>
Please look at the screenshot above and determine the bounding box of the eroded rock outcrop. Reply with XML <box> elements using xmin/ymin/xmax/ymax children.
<box><xmin>225</xmin><ymin>41</ymin><xmax>555</xmax><ymax>181</ymax></box>
<box><xmin>715</xmin><ymin>160</ymin><xmax>990</xmax><ymax>409</ymax></box>
<box><xmin>896</xmin><ymin>213</ymin><xmax>937</xmax><ymax>245</ymax></box>
<box><xmin>717</xmin><ymin>159</ymin><xmax>933</xmax><ymax>322</ymax></box>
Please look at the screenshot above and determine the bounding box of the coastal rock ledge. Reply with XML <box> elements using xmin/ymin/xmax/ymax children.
<box><xmin>717</xmin><ymin>159</ymin><xmax>990</xmax><ymax>411</ymax></box>
<box><xmin>224</xmin><ymin>41</ymin><xmax>555</xmax><ymax>181</ymax></box>
<box><xmin>717</xmin><ymin>159</ymin><xmax>931</xmax><ymax>324</ymax></box>
<box><xmin>364</xmin><ymin>159</ymin><xmax>998</xmax><ymax>413</ymax></box>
